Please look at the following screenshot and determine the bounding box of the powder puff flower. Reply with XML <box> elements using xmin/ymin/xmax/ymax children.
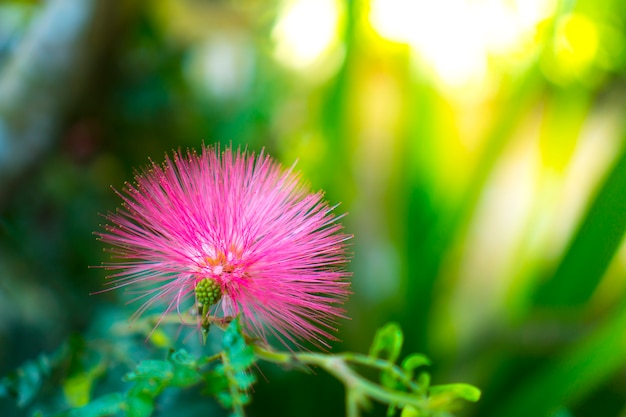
<box><xmin>99</xmin><ymin>145</ymin><xmax>351</xmax><ymax>348</ymax></box>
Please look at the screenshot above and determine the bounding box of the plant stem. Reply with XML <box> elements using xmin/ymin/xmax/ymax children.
<box><xmin>253</xmin><ymin>346</ymin><xmax>428</xmax><ymax>411</ymax></box>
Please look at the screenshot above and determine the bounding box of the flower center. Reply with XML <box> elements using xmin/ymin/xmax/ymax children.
<box><xmin>193</xmin><ymin>244</ymin><xmax>244</xmax><ymax>283</ymax></box>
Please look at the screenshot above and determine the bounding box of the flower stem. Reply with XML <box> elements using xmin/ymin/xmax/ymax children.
<box><xmin>253</xmin><ymin>346</ymin><xmax>429</xmax><ymax>412</ymax></box>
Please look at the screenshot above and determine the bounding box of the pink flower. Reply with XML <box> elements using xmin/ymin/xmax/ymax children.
<box><xmin>99</xmin><ymin>145</ymin><xmax>351</xmax><ymax>348</ymax></box>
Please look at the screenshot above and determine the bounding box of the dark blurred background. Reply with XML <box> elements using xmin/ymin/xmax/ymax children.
<box><xmin>3</xmin><ymin>0</ymin><xmax>626</xmax><ymax>416</ymax></box>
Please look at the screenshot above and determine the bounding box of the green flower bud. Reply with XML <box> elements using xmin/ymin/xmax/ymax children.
<box><xmin>195</xmin><ymin>277</ymin><xmax>223</xmax><ymax>307</ymax></box>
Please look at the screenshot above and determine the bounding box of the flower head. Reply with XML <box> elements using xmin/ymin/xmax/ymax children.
<box><xmin>99</xmin><ymin>145</ymin><xmax>351</xmax><ymax>348</ymax></box>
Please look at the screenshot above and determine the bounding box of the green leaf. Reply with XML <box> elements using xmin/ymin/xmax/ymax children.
<box><xmin>171</xmin><ymin>365</ymin><xmax>201</xmax><ymax>388</ymax></box>
<box><xmin>209</xmin><ymin>317</ymin><xmax>257</xmax><ymax>415</ymax></box>
<box><xmin>491</xmin><ymin>302</ymin><xmax>626</xmax><ymax>417</ymax></box>
<box><xmin>16</xmin><ymin>360</ymin><xmax>43</xmax><ymax>407</ymax></box>
<box><xmin>232</xmin><ymin>371</ymin><xmax>255</xmax><ymax>390</ymax></box>
<box><xmin>124</xmin><ymin>360</ymin><xmax>174</xmax><ymax>382</ymax></box>
<box><xmin>63</xmin><ymin>371</ymin><xmax>96</xmax><ymax>407</ymax></box>
<box><xmin>369</xmin><ymin>322</ymin><xmax>404</xmax><ymax>364</ymax></box>
<box><xmin>533</xmin><ymin>138</ymin><xmax>626</xmax><ymax>307</ymax></box>
<box><xmin>216</xmin><ymin>390</ymin><xmax>234</xmax><ymax>409</ymax></box>
<box><xmin>63</xmin><ymin>356</ymin><xmax>108</xmax><ymax>408</ymax></box>
<box><xmin>399</xmin><ymin>406</ymin><xmax>420</xmax><ymax>417</ymax></box>
<box><xmin>147</xmin><ymin>328</ymin><xmax>173</xmax><ymax>349</ymax></box>
<box><xmin>416</xmin><ymin>372</ymin><xmax>430</xmax><ymax>390</ymax></box>
<box><xmin>222</xmin><ymin>319</ymin><xmax>255</xmax><ymax>371</ymax></box>
<box><xmin>202</xmin><ymin>371</ymin><xmax>229</xmax><ymax>397</ymax></box>
<box><xmin>165</xmin><ymin>349</ymin><xmax>202</xmax><ymax>387</ymax></box>
<box><xmin>123</xmin><ymin>350</ymin><xmax>202</xmax><ymax>393</ymax></box>
<box><xmin>126</xmin><ymin>383</ymin><xmax>156</xmax><ymax>417</ymax></box>
<box><xmin>401</xmin><ymin>354</ymin><xmax>431</xmax><ymax>380</ymax></box>
<box><xmin>168</xmin><ymin>349</ymin><xmax>196</xmax><ymax>367</ymax></box>
<box><xmin>52</xmin><ymin>393</ymin><xmax>125</xmax><ymax>417</ymax></box>
<box><xmin>0</xmin><ymin>342</ymin><xmax>69</xmax><ymax>407</ymax></box>
<box><xmin>430</xmin><ymin>383</ymin><xmax>482</xmax><ymax>402</ymax></box>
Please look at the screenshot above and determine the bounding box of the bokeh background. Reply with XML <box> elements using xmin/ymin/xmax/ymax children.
<box><xmin>2</xmin><ymin>0</ymin><xmax>626</xmax><ymax>416</ymax></box>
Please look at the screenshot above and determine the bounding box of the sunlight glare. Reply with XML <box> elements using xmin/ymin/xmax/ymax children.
<box><xmin>369</xmin><ymin>0</ymin><xmax>556</xmax><ymax>87</ymax></box>
<box><xmin>272</xmin><ymin>0</ymin><xmax>340</xmax><ymax>70</ymax></box>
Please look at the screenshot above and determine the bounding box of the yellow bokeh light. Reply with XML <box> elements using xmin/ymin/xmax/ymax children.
<box><xmin>272</xmin><ymin>0</ymin><xmax>341</xmax><ymax>70</ymax></box>
<box><xmin>369</xmin><ymin>0</ymin><xmax>556</xmax><ymax>87</ymax></box>
<box><xmin>553</xmin><ymin>14</ymin><xmax>598</xmax><ymax>80</ymax></box>
<box><xmin>539</xmin><ymin>12</ymin><xmax>608</xmax><ymax>85</ymax></box>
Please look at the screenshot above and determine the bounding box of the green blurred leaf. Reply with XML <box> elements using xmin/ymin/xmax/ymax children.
<box><xmin>126</xmin><ymin>383</ymin><xmax>156</xmax><ymax>417</ymax></box>
<box><xmin>222</xmin><ymin>319</ymin><xmax>255</xmax><ymax>371</ymax></box>
<box><xmin>403</xmin><ymin>66</ymin><xmax>544</xmax><ymax>351</ymax></box>
<box><xmin>202</xmin><ymin>371</ymin><xmax>229</xmax><ymax>397</ymax></box>
<box><xmin>369</xmin><ymin>322</ymin><xmax>404</xmax><ymax>364</ymax></box>
<box><xmin>124</xmin><ymin>360</ymin><xmax>174</xmax><ymax>382</ymax></box>
<box><xmin>232</xmin><ymin>371</ymin><xmax>255</xmax><ymax>390</ymax></box>
<box><xmin>124</xmin><ymin>350</ymin><xmax>203</xmax><ymax>390</ymax></box>
<box><xmin>51</xmin><ymin>393</ymin><xmax>125</xmax><ymax>417</ymax></box>
<box><xmin>429</xmin><ymin>383</ymin><xmax>481</xmax><ymax>402</ymax></box>
<box><xmin>0</xmin><ymin>341</ymin><xmax>69</xmax><ymax>407</ymax></box>
<box><xmin>534</xmin><ymin>134</ymin><xmax>626</xmax><ymax>306</ymax></box>
<box><xmin>171</xmin><ymin>364</ymin><xmax>201</xmax><ymax>388</ymax></box>
<box><xmin>416</xmin><ymin>372</ymin><xmax>430</xmax><ymax>390</ymax></box>
<box><xmin>63</xmin><ymin>363</ymin><xmax>106</xmax><ymax>408</ymax></box>
<box><xmin>401</xmin><ymin>354</ymin><xmax>431</xmax><ymax>380</ymax></box>
<box><xmin>399</xmin><ymin>405</ymin><xmax>420</xmax><ymax>417</ymax></box>
<box><xmin>16</xmin><ymin>361</ymin><xmax>43</xmax><ymax>407</ymax></box>
<box><xmin>147</xmin><ymin>328</ymin><xmax>174</xmax><ymax>349</ymax></box>
<box><xmin>208</xmin><ymin>318</ymin><xmax>257</xmax><ymax>416</ymax></box>
<box><xmin>168</xmin><ymin>349</ymin><xmax>196</xmax><ymax>367</ymax></box>
<box><xmin>491</xmin><ymin>301</ymin><xmax>626</xmax><ymax>417</ymax></box>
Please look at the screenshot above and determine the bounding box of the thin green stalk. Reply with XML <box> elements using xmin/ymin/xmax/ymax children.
<box><xmin>346</xmin><ymin>388</ymin><xmax>361</xmax><ymax>417</ymax></box>
<box><xmin>253</xmin><ymin>346</ymin><xmax>429</xmax><ymax>411</ymax></box>
<box><xmin>339</xmin><ymin>353</ymin><xmax>421</xmax><ymax>392</ymax></box>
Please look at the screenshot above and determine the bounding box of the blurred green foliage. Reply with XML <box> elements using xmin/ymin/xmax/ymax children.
<box><xmin>0</xmin><ymin>316</ymin><xmax>479</xmax><ymax>417</ymax></box>
<box><xmin>3</xmin><ymin>0</ymin><xmax>626</xmax><ymax>416</ymax></box>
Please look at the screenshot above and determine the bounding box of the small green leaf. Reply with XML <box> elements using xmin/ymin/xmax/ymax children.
<box><xmin>63</xmin><ymin>372</ymin><xmax>95</xmax><ymax>407</ymax></box>
<box><xmin>148</xmin><ymin>328</ymin><xmax>173</xmax><ymax>349</ymax></box>
<box><xmin>416</xmin><ymin>372</ymin><xmax>430</xmax><ymax>390</ymax></box>
<box><xmin>160</xmin><ymin>349</ymin><xmax>202</xmax><ymax>387</ymax></box>
<box><xmin>134</xmin><ymin>377</ymin><xmax>163</xmax><ymax>397</ymax></box>
<box><xmin>126</xmin><ymin>383</ymin><xmax>156</xmax><ymax>417</ymax></box>
<box><xmin>52</xmin><ymin>392</ymin><xmax>125</xmax><ymax>417</ymax></box>
<box><xmin>171</xmin><ymin>365</ymin><xmax>201</xmax><ymax>387</ymax></box>
<box><xmin>216</xmin><ymin>390</ymin><xmax>234</xmax><ymax>408</ymax></box>
<box><xmin>16</xmin><ymin>360</ymin><xmax>43</xmax><ymax>407</ymax></box>
<box><xmin>0</xmin><ymin>361</ymin><xmax>41</xmax><ymax>406</ymax></box>
<box><xmin>380</xmin><ymin>369</ymin><xmax>401</xmax><ymax>391</ymax></box>
<box><xmin>64</xmin><ymin>360</ymin><xmax>107</xmax><ymax>408</ymax></box>
<box><xmin>430</xmin><ymin>383</ymin><xmax>481</xmax><ymax>402</ymax></box>
<box><xmin>228</xmin><ymin>349</ymin><xmax>255</xmax><ymax>371</ymax></box>
<box><xmin>369</xmin><ymin>323</ymin><xmax>404</xmax><ymax>363</ymax></box>
<box><xmin>232</xmin><ymin>371</ymin><xmax>256</xmax><ymax>390</ymax></box>
<box><xmin>399</xmin><ymin>405</ymin><xmax>420</xmax><ymax>417</ymax></box>
<box><xmin>212</xmin><ymin>317</ymin><xmax>257</xmax><ymax>415</ymax></box>
<box><xmin>202</xmin><ymin>371</ymin><xmax>229</xmax><ymax>397</ymax></box>
<box><xmin>0</xmin><ymin>341</ymin><xmax>70</xmax><ymax>407</ymax></box>
<box><xmin>222</xmin><ymin>320</ymin><xmax>255</xmax><ymax>371</ymax></box>
<box><xmin>401</xmin><ymin>354</ymin><xmax>431</xmax><ymax>379</ymax></box>
<box><xmin>169</xmin><ymin>349</ymin><xmax>196</xmax><ymax>367</ymax></box>
<box><xmin>124</xmin><ymin>360</ymin><xmax>174</xmax><ymax>382</ymax></box>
